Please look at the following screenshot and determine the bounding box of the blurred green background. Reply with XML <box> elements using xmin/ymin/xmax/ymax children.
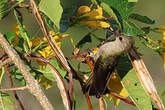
<box><xmin>0</xmin><ymin>0</ymin><xmax>165</xmax><ymax>110</ymax></box>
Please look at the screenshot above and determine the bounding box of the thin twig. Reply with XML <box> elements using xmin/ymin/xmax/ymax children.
<box><xmin>25</xmin><ymin>55</ymin><xmax>72</xmax><ymax>110</ymax></box>
<box><xmin>128</xmin><ymin>48</ymin><xmax>165</xmax><ymax>110</ymax></box>
<box><xmin>47</xmin><ymin>63</ymin><xmax>72</xmax><ymax>110</ymax></box>
<box><xmin>0</xmin><ymin>33</ymin><xmax>54</xmax><ymax>110</ymax></box>
<box><xmin>0</xmin><ymin>50</ymin><xmax>25</xmax><ymax>110</ymax></box>
<box><xmin>0</xmin><ymin>58</ymin><xmax>12</xmax><ymax>69</ymax></box>
<box><xmin>99</xmin><ymin>97</ymin><xmax>105</xmax><ymax>110</ymax></box>
<box><xmin>110</xmin><ymin>92</ymin><xmax>136</xmax><ymax>106</ymax></box>
<box><xmin>30</xmin><ymin>0</ymin><xmax>74</xmax><ymax>103</ymax></box>
<box><xmin>85</xmin><ymin>93</ymin><xmax>93</xmax><ymax>110</ymax></box>
<box><xmin>0</xmin><ymin>86</ymin><xmax>28</xmax><ymax>92</ymax></box>
<box><xmin>0</xmin><ymin>93</ymin><xmax>5</xmax><ymax>110</ymax></box>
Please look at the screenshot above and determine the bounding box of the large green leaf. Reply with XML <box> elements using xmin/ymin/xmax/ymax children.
<box><xmin>100</xmin><ymin>0</ymin><xmax>144</xmax><ymax>36</ymax></box>
<box><xmin>121</xmin><ymin>69</ymin><xmax>152</xmax><ymax>110</ymax></box>
<box><xmin>0</xmin><ymin>93</ymin><xmax>17</xmax><ymax>110</ymax></box>
<box><xmin>76</xmin><ymin>34</ymin><xmax>92</xmax><ymax>48</ymax></box>
<box><xmin>65</xmin><ymin>24</ymin><xmax>107</xmax><ymax>48</ymax></box>
<box><xmin>123</xmin><ymin>20</ymin><xmax>144</xmax><ymax>36</ymax></box>
<box><xmin>117</xmin><ymin>56</ymin><xmax>152</xmax><ymax>110</ymax></box>
<box><xmin>65</xmin><ymin>24</ymin><xmax>90</xmax><ymax>44</ymax></box>
<box><xmin>117</xmin><ymin>55</ymin><xmax>133</xmax><ymax>79</ymax></box>
<box><xmin>39</xmin><ymin>0</ymin><xmax>63</xmax><ymax>30</ymax></box>
<box><xmin>129</xmin><ymin>13</ymin><xmax>155</xmax><ymax>24</ymax></box>
<box><xmin>102</xmin><ymin>0</ymin><xmax>135</xmax><ymax>20</ymax></box>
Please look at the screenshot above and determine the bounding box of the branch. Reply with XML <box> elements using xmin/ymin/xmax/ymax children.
<box><xmin>0</xmin><ymin>86</ymin><xmax>28</xmax><ymax>92</ymax></box>
<box><xmin>0</xmin><ymin>50</ymin><xmax>25</xmax><ymax>110</ymax></box>
<box><xmin>47</xmin><ymin>63</ymin><xmax>72</xmax><ymax>110</ymax></box>
<box><xmin>30</xmin><ymin>0</ymin><xmax>74</xmax><ymax>103</ymax></box>
<box><xmin>85</xmin><ymin>93</ymin><xmax>93</xmax><ymax>110</ymax></box>
<box><xmin>25</xmin><ymin>55</ymin><xmax>72</xmax><ymax>110</ymax></box>
<box><xmin>0</xmin><ymin>33</ymin><xmax>54</xmax><ymax>110</ymax></box>
<box><xmin>0</xmin><ymin>58</ymin><xmax>12</xmax><ymax>69</ymax></box>
<box><xmin>99</xmin><ymin>97</ymin><xmax>105</xmax><ymax>110</ymax></box>
<box><xmin>110</xmin><ymin>92</ymin><xmax>136</xmax><ymax>106</ymax></box>
<box><xmin>128</xmin><ymin>48</ymin><xmax>165</xmax><ymax>110</ymax></box>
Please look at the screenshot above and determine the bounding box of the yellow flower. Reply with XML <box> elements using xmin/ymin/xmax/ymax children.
<box><xmin>12</xmin><ymin>23</ymin><xmax>27</xmax><ymax>46</ymax></box>
<box><xmin>92</xmin><ymin>47</ymin><xmax>99</xmax><ymax>55</ymax></box>
<box><xmin>158</xmin><ymin>26</ymin><xmax>165</xmax><ymax>68</ymax></box>
<box><xmin>38</xmin><ymin>31</ymin><xmax>70</xmax><ymax>58</ymax></box>
<box><xmin>82</xmin><ymin>6</ymin><xmax>104</xmax><ymax>19</ymax></box>
<box><xmin>38</xmin><ymin>46</ymin><xmax>54</xmax><ymax>58</ymax></box>
<box><xmin>30</xmin><ymin>37</ymin><xmax>42</xmax><ymax>48</ymax></box>
<box><xmin>80</xmin><ymin>20</ymin><xmax>111</xmax><ymax>29</ymax></box>
<box><xmin>13</xmin><ymin>22</ymin><xmax>26</xmax><ymax>36</ymax></box>
<box><xmin>78</xmin><ymin>6</ymin><xmax>113</xmax><ymax>30</ymax></box>
<box><xmin>106</xmin><ymin>72</ymin><xmax>129</xmax><ymax>107</ymax></box>
<box><xmin>39</xmin><ymin>75</ymin><xmax>52</xmax><ymax>90</ymax></box>
<box><xmin>78</xmin><ymin>6</ymin><xmax>91</xmax><ymax>15</ymax></box>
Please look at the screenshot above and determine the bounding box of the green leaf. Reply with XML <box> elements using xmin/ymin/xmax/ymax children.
<box><xmin>121</xmin><ymin>69</ymin><xmax>152</xmax><ymax>110</ymax></box>
<box><xmin>128</xmin><ymin>0</ymin><xmax>138</xmax><ymax>2</ymax></box>
<box><xmin>43</xmin><ymin>15</ymin><xmax>56</xmax><ymax>31</ymax></box>
<box><xmin>40</xmin><ymin>57</ymin><xmax>67</xmax><ymax>81</ymax></box>
<box><xmin>65</xmin><ymin>24</ymin><xmax>90</xmax><ymax>44</ymax></box>
<box><xmin>5</xmin><ymin>32</ymin><xmax>17</xmax><ymax>44</ymax></box>
<box><xmin>76</xmin><ymin>34</ymin><xmax>92</xmax><ymax>48</ymax></box>
<box><xmin>100</xmin><ymin>0</ymin><xmax>144</xmax><ymax>36</ymax></box>
<box><xmin>102</xmin><ymin>0</ymin><xmax>135</xmax><ymax>20</ymax></box>
<box><xmin>141</xmin><ymin>26</ymin><xmax>151</xmax><ymax>34</ymax></box>
<box><xmin>0</xmin><ymin>93</ymin><xmax>17</xmax><ymax>110</ymax></box>
<box><xmin>14</xmin><ymin>9</ymin><xmax>31</xmax><ymax>53</ymax></box>
<box><xmin>0</xmin><ymin>0</ymin><xmax>24</xmax><ymax>20</ymax></box>
<box><xmin>117</xmin><ymin>56</ymin><xmax>152</xmax><ymax>109</ymax></box>
<box><xmin>123</xmin><ymin>20</ymin><xmax>144</xmax><ymax>36</ymax></box>
<box><xmin>66</xmin><ymin>24</ymin><xmax>107</xmax><ymax>48</ymax></box>
<box><xmin>129</xmin><ymin>13</ymin><xmax>155</xmax><ymax>24</ymax></box>
<box><xmin>100</xmin><ymin>2</ymin><xmax>121</xmax><ymax>27</ymax></box>
<box><xmin>39</xmin><ymin>0</ymin><xmax>63</xmax><ymax>30</ymax></box>
<box><xmin>117</xmin><ymin>55</ymin><xmax>133</xmax><ymax>79</ymax></box>
<box><xmin>0</xmin><ymin>0</ymin><xmax>9</xmax><ymax>20</ymax></box>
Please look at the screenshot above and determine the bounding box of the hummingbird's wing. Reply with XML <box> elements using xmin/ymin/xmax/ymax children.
<box><xmin>88</xmin><ymin>55</ymin><xmax>119</xmax><ymax>97</ymax></box>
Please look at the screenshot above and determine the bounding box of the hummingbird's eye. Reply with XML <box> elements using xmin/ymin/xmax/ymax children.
<box><xmin>119</xmin><ymin>36</ymin><xmax>123</xmax><ymax>41</ymax></box>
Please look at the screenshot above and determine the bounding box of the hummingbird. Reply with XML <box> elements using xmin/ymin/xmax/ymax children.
<box><xmin>83</xmin><ymin>34</ymin><xmax>134</xmax><ymax>98</ymax></box>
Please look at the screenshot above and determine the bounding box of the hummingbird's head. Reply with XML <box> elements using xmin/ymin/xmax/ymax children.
<box><xmin>115</xmin><ymin>34</ymin><xmax>134</xmax><ymax>52</ymax></box>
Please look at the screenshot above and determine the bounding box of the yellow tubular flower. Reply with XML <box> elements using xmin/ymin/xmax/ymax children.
<box><xmin>78</xmin><ymin>6</ymin><xmax>113</xmax><ymax>30</ymax></box>
<box><xmin>106</xmin><ymin>72</ymin><xmax>129</xmax><ymax>107</ymax></box>
<box><xmin>83</xmin><ymin>6</ymin><xmax>105</xmax><ymax>19</ymax></box>
<box><xmin>80</xmin><ymin>21</ymin><xmax>111</xmax><ymax>29</ymax></box>
<box><xmin>78</xmin><ymin>6</ymin><xmax>91</xmax><ymax>15</ymax></box>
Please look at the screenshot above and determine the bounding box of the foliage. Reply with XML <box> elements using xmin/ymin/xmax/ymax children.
<box><xmin>0</xmin><ymin>0</ymin><xmax>165</xmax><ymax>110</ymax></box>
